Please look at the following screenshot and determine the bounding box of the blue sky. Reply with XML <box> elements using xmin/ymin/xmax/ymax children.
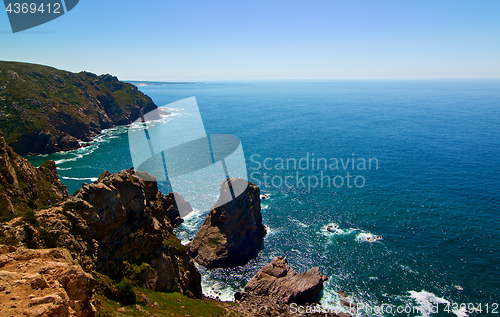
<box><xmin>1</xmin><ymin>0</ymin><xmax>499</xmax><ymax>80</ymax></box>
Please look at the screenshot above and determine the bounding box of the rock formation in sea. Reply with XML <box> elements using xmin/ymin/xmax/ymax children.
<box><xmin>0</xmin><ymin>245</ymin><xmax>95</xmax><ymax>317</ymax></box>
<box><xmin>0</xmin><ymin>130</ymin><xmax>68</xmax><ymax>220</ymax></box>
<box><xmin>233</xmin><ymin>256</ymin><xmax>350</xmax><ymax>317</ymax></box>
<box><xmin>235</xmin><ymin>256</ymin><xmax>327</xmax><ymax>304</ymax></box>
<box><xmin>187</xmin><ymin>178</ymin><xmax>266</xmax><ymax>268</ymax></box>
<box><xmin>0</xmin><ymin>61</ymin><xmax>157</xmax><ymax>155</ymax></box>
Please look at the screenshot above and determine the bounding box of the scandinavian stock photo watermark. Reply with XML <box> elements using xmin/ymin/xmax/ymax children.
<box><xmin>249</xmin><ymin>153</ymin><xmax>379</xmax><ymax>192</ymax></box>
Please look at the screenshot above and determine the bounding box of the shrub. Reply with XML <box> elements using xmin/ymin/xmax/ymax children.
<box><xmin>116</xmin><ymin>279</ymin><xmax>136</xmax><ymax>305</ymax></box>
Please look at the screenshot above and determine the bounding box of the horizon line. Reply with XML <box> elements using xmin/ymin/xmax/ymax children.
<box><xmin>124</xmin><ymin>76</ymin><xmax>500</xmax><ymax>83</ymax></box>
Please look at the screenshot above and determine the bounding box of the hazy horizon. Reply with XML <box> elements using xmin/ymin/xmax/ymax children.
<box><xmin>1</xmin><ymin>1</ymin><xmax>500</xmax><ymax>80</ymax></box>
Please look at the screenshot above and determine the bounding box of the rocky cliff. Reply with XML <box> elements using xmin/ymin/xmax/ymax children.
<box><xmin>0</xmin><ymin>61</ymin><xmax>157</xmax><ymax>155</ymax></box>
<box><xmin>187</xmin><ymin>178</ymin><xmax>266</xmax><ymax>268</ymax></box>
<box><xmin>0</xmin><ymin>130</ymin><xmax>68</xmax><ymax>221</ymax></box>
<box><xmin>1</xmin><ymin>168</ymin><xmax>202</xmax><ymax>300</ymax></box>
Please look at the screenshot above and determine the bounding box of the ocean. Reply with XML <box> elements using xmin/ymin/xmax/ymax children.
<box><xmin>27</xmin><ymin>80</ymin><xmax>500</xmax><ymax>316</ymax></box>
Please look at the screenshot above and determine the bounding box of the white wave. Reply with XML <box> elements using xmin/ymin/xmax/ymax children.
<box><xmin>54</xmin><ymin>154</ymin><xmax>83</xmax><ymax>165</ymax></box>
<box><xmin>319</xmin><ymin>284</ymin><xmax>357</xmax><ymax>316</ymax></box>
<box><xmin>408</xmin><ymin>290</ymin><xmax>465</xmax><ymax>317</ymax></box>
<box><xmin>200</xmin><ymin>273</ymin><xmax>237</xmax><ymax>302</ymax></box>
<box><xmin>61</xmin><ymin>177</ymin><xmax>98</xmax><ymax>182</ymax></box>
<box><xmin>175</xmin><ymin>208</ymin><xmax>207</xmax><ymax>245</ymax></box>
<box><xmin>453</xmin><ymin>306</ymin><xmax>468</xmax><ymax>317</ymax></box>
<box><xmin>288</xmin><ymin>218</ymin><xmax>309</xmax><ymax>228</ymax></box>
<box><xmin>399</xmin><ymin>264</ymin><xmax>417</xmax><ymax>274</ymax></box>
<box><xmin>264</xmin><ymin>225</ymin><xmax>279</xmax><ymax>238</ymax></box>
<box><xmin>356</xmin><ymin>232</ymin><xmax>383</xmax><ymax>243</ymax></box>
<box><xmin>320</xmin><ymin>223</ymin><xmax>355</xmax><ymax>236</ymax></box>
<box><xmin>56</xmin><ymin>167</ymin><xmax>72</xmax><ymax>171</ymax></box>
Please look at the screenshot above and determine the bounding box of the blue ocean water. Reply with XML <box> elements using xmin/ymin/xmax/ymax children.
<box><xmin>27</xmin><ymin>80</ymin><xmax>500</xmax><ymax>316</ymax></box>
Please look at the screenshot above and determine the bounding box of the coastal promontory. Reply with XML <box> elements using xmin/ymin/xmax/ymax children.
<box><xmin>0</xmin><ymin>61</ymin><xmax>157</xmax><ymax>155</ymax></box>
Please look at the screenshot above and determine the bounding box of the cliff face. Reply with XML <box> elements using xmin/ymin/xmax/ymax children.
<box><xmin>0</xmin><ymin>132</ymin><xmax>201</xmax><ymax>299</ymax></box>
<box><xmin>1</xmin><ymin>169</ymin><xmax>202</xmax><ymax>299</ymax></box>
<box><xmin>187</xmin><ymin>178</ymin><xmax>266</xmax><ymax>268</ymax></box>
<box><xmin>0</xmin><ymin>61</ymin><xmax>157</xmax><ymax>155</ymax></box>
<box><xmin>0</xmin><ymin>130</ymin><xmax>68</xmax><ymax>221</ymax></box>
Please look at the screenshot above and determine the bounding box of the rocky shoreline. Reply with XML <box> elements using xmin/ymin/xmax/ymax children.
<box><xmin>0</xmin><ymin>75</ymin><xmax>358</xmax><ymax>316</ymax></box>
<box><xmin>0</xmin><ymin>129</ymin><xmax>355</xmax><ymax>316</ymax></box>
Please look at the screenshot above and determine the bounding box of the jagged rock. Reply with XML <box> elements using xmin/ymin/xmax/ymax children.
<box><xmin>0</xmin><ymin>141</ymin><xmax>201</xmax><ymax>299</ymax></box>
<box><xmin>340</xmin><ymin>300</ymin><xmax>357</xmax><ymax>312</ymax></box>
<box><xmin>187</xmin><ymin>178</ymin><xmax>266</xmax><ymax>268</ymax></box>
<box><xmin>0</xmin><ymin>130</ymin><xmax>68</xmax><ymax>220</ymax></box>
<box><xmin>337</xmin><ymin>290</ymin><xmax>348</xmax><ymax>298</ymax></box>
<box><xmin>236</xmin><ymin>256</ymin><xmax>327</xmax><ymax>304</ymax></box>
<box><xmin>233</xmin><ymin>257</ymin><xmax>349</xmax><ymax>317</ymax></box>
<box><xmin>164</xmin><ymin>192</ymin><xmax>191</xmax><ymax>226</ymax></box>
<box><xmin>9</xmin><ymin>168</ymin><xmax>203</xmax><ymax>298</ymax></box>
<box><xmin>0</xmin><ymin>245</ymin><xmax>95</xmax><ymax>317</ymax></box>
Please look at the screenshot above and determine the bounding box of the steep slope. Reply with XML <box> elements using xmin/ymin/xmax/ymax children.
<box><xmin>0</xmin><ymin>130</ymin><xmax>68</xmax><ymax>221</ymax></box>
<box><xmin>0</xmin><ymin>61</ymin><xmax>157</xmax><ymax>155</ymax></box>
<box><xmin>1</xmin><ymin>168</ymin><xmax>202</xmax><ymax>299</ymax></box>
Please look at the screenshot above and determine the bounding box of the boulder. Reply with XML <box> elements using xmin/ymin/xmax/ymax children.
<box><xmin>236</xmin><ymin>256</ymin><xmax>327</xmax><ymax>305</ymax></box>
<box><xmin>187</xmin><ymin>178</ymin><xmax>266</xmax><ymax>268</ymax></box>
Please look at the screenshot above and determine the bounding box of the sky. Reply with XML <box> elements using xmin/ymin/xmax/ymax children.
<box><xmin>1</xmin><ymin>0</ymin><xmax>500</xmax><ymax>80</ymax></box>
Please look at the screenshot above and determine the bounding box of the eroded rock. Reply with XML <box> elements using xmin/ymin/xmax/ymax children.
<box><xmin>0</xmin><ymin>246</ymin><xmax>95</xmax><ymax>317</ymax></box>
<box><xmin>1</xmin><ymin>168</ymin><xmax>202</xmax><ymax>299</ymax></box>
<box><xmin>188</xmin><ymin>178</ymin><xmax>266</xmax><ymax>268</ymax></box>
<box><xmin>236</xmin><ymin>256</ymin><xmax>327</xmax><ymax>305</ymax></box>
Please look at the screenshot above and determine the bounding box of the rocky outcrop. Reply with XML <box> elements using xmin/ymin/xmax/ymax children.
<box><xmin>163</xmin><ymin>192</ymin><xmax>191</xmax><ymax>227</ymax></box>
<box><xmin>187</xmin><ymin>178</ymin><xmax>266</xmax><ymax>268</ymax></box>
<box><xmin>233</xmin><ymin>257</ymin><xmax>349</xmax><ymax>317</ymax></box>
<box><xmin>0</xmin><ymin>61</ymin><xmax>157</xmax><ymax>155</ymax></box>
<box><xmin>0</xmin><ymin>130</ymin><xmax>68</xmax><ymax>221</ymax></box>
<box><xmin>235</xmin><ymin>256</ymin><xmax>328</xmax><ymax>305</ymax></box>
<box><xmin>0</xmin><ymin>245</ymin><xmax>95</xmax><ymax>317</ymax></box>
<box><xmin>1</xmin><ymin>168</ymin><xmax>202</xmax><ymax>299</ymax></box>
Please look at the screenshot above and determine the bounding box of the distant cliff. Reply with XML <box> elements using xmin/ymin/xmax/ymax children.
<box><xmin>0</xmin><ymin>61</ymin><xmax>157</xmax><ymax>155</ymax></box>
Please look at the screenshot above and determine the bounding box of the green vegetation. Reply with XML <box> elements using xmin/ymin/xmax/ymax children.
<box><xmin>0</xmin><ymin>193</ymin><xmax>14</xmax><ymax>221</ymax></box>
<box><xmin>0</xmin><ymin>61</ymin><xmax>156</xmax><ymax>155</ymax></box>
<box><xmin>96</xmin><ymin>286</ymin><xmax>235</xmax><ymax>317</ymax></box>
<box><xmin>116</xmin><ymin>279</ymin><xmax>136</xmax><ymax>305</ymax></box>
<box><xmin>123</xmin><ymin>261</ymin><xmax>155</xmax><ymax>283</ymax></box>
<box><xmin>162</xmin><ymin>231</ymin><xmax>187</xmax><ymax>253</ymax></box>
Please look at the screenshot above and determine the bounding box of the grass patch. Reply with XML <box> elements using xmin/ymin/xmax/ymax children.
<box><xmin>96</xmin><ymin>286</ymin><xmax>235</xmax><ymax>317</ymax></box>
<box><xmin>162</xmin><ymin>232</ymin><xmax>187</xmax><ymax>253</ymax></box>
